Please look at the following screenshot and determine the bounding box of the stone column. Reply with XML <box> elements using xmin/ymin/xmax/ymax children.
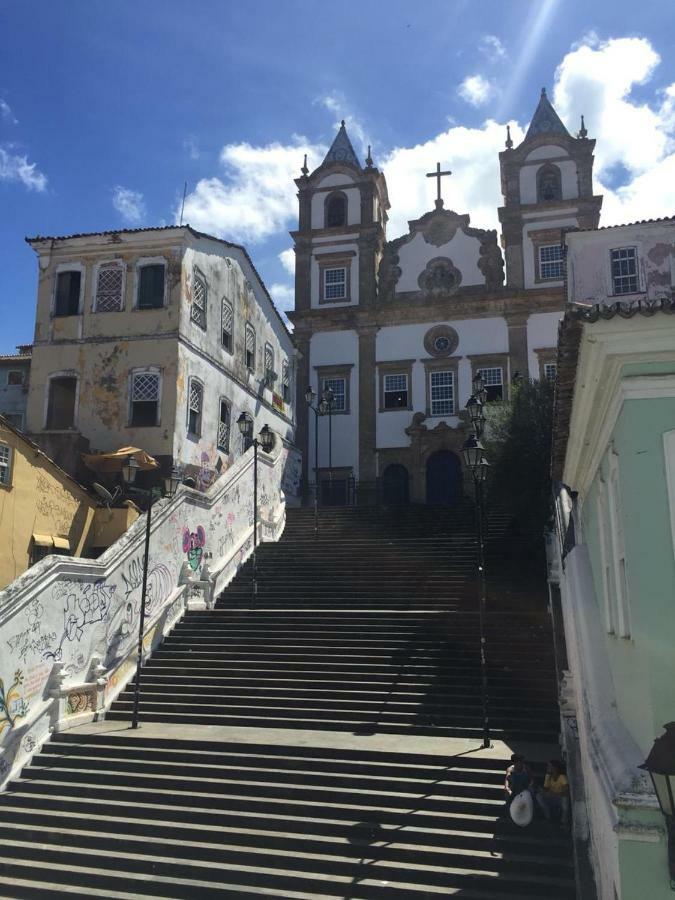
<box><xmin>294</xmin><ymin>330</ymin><xmax>311</xmax><ymax>493</ymax></box>
<box><xmin>501</xmin><ymin>220</ymin><xmax>524</xmax><ymax>289</ymax></box>
<box><xmin>505</xmin><ymin>311</ymin><xmax>529</xmax><ymax>382</ymax></box>
<box><xmin>294</xmin><ymin>237</ymin><xmax>311</xmax><ymax>312</ymax></box>
<box><xmin>357</xmin><ymin>325</ymin><xmax>378</xmax><ymax>485</ymax></box>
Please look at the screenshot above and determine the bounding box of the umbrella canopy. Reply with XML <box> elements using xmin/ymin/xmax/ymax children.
<box><xmin>82</xmin><ymin>446</ymin><xmax>159</xmax><ymax>474</ymax></box>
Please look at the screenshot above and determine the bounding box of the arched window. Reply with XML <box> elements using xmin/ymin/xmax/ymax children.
<box><xmin>187</xmin><ymin>377</ymin><xmax>204</xmax><ymax>436</ymax></box>
<box><xmin>537</xmin><ymin>164</ymin><xmax>562</xmax><ymax>202</ymax></box>
<box><xmin>325</xmin><ymin>192</ymin><xmax>347</xmax><ymax>228</ymax></box>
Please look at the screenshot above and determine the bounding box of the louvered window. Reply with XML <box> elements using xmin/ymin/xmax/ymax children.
<box><xmin>245</xmin><ymin>323</ymin><xmax>256</xmax><ymax>370</ymax></box>
<box><xmin>0</xmin><ymin>443</ymin><xmax>12</xmax><ymax>486</ymax></box>
<box><xmin>188</xmin><ymin>379</ymin><xmax>203</xmax><ymax>436</ymax></box>
<box><xmin>264</xmin><ymin>343</ymin><xmax>274</xmax><ymax>385</ymax></box>
<box><xmin>137</xmin><ymin>264</ymin><xmax>165</xmax><ymax>309</ymax></box>
<box><xmin>217</xmin><ymin>400</ymin><xmax>231</xmax><ymax>452</ymax></box>
<box><xmin>221</xmin><ymin>298</ymin><xmax>233</xmax><ymax>352</ymax></box>
<box><xmin>192</xmin><ymin>271</ymin><xmax>207</xmax><ymax>329</ymax></box>
<box><xmin>130</xmin><ymin>371</ymin><xmax>160</xmax><ymax>426</ymax></box>
<box><xmin>282</xmin><ymin>360</ymin><xmax>290</xmax><ymax>403</ymax></box>
<box><xmin>95</xmin><ymin>264</ymin><xmax>124</xmax><ymax>312</ymax></box>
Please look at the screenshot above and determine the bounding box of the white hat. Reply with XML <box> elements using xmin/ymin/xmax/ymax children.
<box><xmin>510</xmin><ymin>789</ymin><xmax>534</xmax><ymax>827</ymax></box>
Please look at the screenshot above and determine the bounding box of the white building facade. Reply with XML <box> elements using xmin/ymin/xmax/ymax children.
<box><xmin>25</xmin><ymin>226</ymin><xmax>296</xmax><ymax>491</ymax></box>
<box><xmin>291</xmin><ymin>91</ymin><xmax>602</xmax><ymax>504</ymax></box>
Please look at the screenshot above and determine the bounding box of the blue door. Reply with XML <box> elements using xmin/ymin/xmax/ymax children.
<box><xmin>426</xmin><ymin>450</ymin><xmax>462</xmax><ymax>505</ymax></box>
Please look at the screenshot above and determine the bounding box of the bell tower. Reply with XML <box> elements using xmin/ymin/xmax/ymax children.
<box><xmin>498</xmin><ymin>88</ymin><xmax>602</xmax><ymax>289</ymax></box>
<box><xmin>291</xmin><ymin>121</ymin><xmax>389</xmax><ymax>313</ymax></box>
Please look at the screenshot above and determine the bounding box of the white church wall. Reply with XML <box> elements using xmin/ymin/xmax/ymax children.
<box><xmin>309</xmin><ymin>331</ymin><xmax>359</xmax><ymax>476</ymax></box>
<box><xmin>394</xmin><ymin>230</ymin><xmax>484</xmax><ymax>294</ymax></box>
<box><xmin>520</xmin><ymin>146</ymin><xmax>578</xmax><ymax>204</ymax></box>
<box><xmin>310</xmin><ymin>243</ymin><xmax>359</xmax><ymax>309</ymax></box>
<box><xmin>523</xmin><ymin>217</ymin><xmax>577</xmax><ymax>289</ymax></box>
<box><xmin>527</xmin><ymin>311</ymin><xmax>563</xmax><ymax>377</ymax></box>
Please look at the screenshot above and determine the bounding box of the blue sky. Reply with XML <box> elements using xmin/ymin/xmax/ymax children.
<box><xmin>2</xmin><ymin>0</ymin><xmax>675</xmax><ymax>351</ymax></box>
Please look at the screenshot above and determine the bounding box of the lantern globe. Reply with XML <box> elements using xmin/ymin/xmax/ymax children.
<box><xmin>237</xmin><ymin>412</ymin><xmax>253</xmax><ymax>437</ymax></box>
<box><xmin>640</xmin><ymin>722</ymin><xmax>675</xmax><ymax>818</ymax></box>
<box><xmin>305</xmin><ymin>386</ymin><xmax>316</xmax><ymax>405</ymax></box>
<box><xmin>259</xmin><ymin>424</ymin><xmax>275</xmax><ymax>453</ymax></box>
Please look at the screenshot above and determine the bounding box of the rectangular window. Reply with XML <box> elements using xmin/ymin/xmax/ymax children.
<box><xmin>95</xmin><ymin>263</ymin><xmax>124</xmax><ymax>312</ymax></box>
<box><xmin>264</xmin><ymin>343</ymin><xmax>275</xmax><ymax>385</ymax></box>
<box><xmin>539</xmin><ymin>244</ymin><xmax>564</xmax><ymax>280</ymax></box>
<box><xmin>217</xmin><ymin>400</ymin><xmax>230</xmax><ymax>452</ymax></box>
<box><xmin>221</xmin><ymin>298</ymin><xmax>233</xmax><ymax>352</ymax></box>
<box><xmin>46</xmin><ymin>377</ymin><xmax>77</xmax><ymax>429</ymax></box>
<box><xmin>191</xmin><ymin>270</ymin><xmax>207</xmax><ymax>329</ymax></box>
<box><xmin>245</xmin><ymin>323</ymin><xmax>256</xmax><ymax>371</ymax></box>
<box><xmin>611</xmin><ymin>248</ymin><xmax>638</xmax><ymax>295</ymax></box>
<box><xmin>7</xmin><ymin>371</ymin><xmax>24</xmax><ymax>386</ymax></box>
<box><xmin>0</xmin><ymin>443</ymin><xmax>12</xmax><ymax>486</ymax></box>
<box><xmin>480</xmin><ymin>367</ymin><xmax>503</xmax><ymax>402</ymax></box>
<box><xmin>282</xmin><ymin>360</ymin><xmax>290</xmax><ymax>404</ymax></box>
<box><xmin>188</xmin><ymin>380</ymin><xmax>203</xmax><ymax>436</ymax></box>
<box><xmin>430</xmin><ymin>371</ymin><xmax>454</xmax><ymax>416</ymax></box>
<box><xmin>544</xmin><ymin>362</ymin><xmax>557</xmax><ymax>381</ymax></box>
<box><xmin>54</xmin><ymin>271</ymin><xmax>81</xmax><ymax>317</ymax></box>
<box><xmin>383</xmin><ymin>373</ymin><xmax>408</xmax><ymax>409</ymax></box>
<box><xmin>130</xmin><ymin>371</ymin><xmax>160</xmax><ymax>426</ymax></box>
<box><xmin>324</xmin><ymin>267</ymin><xmax>347</xmax><ymax>301</ymax></box>
<box><xmin>137</xmin><ymin>264</ymin><xmax>165</xmax><ymax>309</ymax></box>
<box><xmin>322</xmin><ymin>377</ymin><xmax>346</xmax><ymax>412</ymax></box>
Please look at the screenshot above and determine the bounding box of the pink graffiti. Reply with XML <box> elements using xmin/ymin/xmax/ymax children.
<box><xmin>182</xmin><ymin>526</ymin><xmax>206</xmax><ymax>571</ymax></box>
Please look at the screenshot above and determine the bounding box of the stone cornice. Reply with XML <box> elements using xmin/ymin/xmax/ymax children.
<box><xmin>288</xmin><ymin>289</ymin><xmax>564</xmax><ymax>333</ymax></box>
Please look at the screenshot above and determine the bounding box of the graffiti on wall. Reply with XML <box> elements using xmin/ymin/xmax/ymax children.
<box><xmin>120</xmin><ymin>558</ymin><xmax>176</xmax><ymax>618</ymax></box>
<box><xmin>35</xmin><ymin>473</ymin><xmax>78</xmax><ymax>534</ymax></box>
<box><xmin>183</xmin><ymin>526</ymin><xmax>206</xmax><ymax>571</ymax></box>
<box><xmin>0</xmin><ymin>670</ymin><xmax>28</xmax><ymax>736</ymax></box>
<box><xmin>44</xmin><ymin>580</ymin><xmax>116</xmax><ymax>663</ymax></box>
<box><xmin>6</xmin><ymin>599</ymin><xmax>57</xmax><ymax>664</ymax></box>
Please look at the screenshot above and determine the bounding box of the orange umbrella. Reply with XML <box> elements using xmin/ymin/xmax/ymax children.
<box><xmin>82</xmin><ymin>446</ymin><xmax>160</xmax><ymax>473</ymax></box>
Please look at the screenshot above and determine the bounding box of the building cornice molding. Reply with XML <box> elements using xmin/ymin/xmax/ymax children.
<box><xmin>563</xmin><ymin>319</ymin><xmax>675</xmax><ymax>495</ymax></box>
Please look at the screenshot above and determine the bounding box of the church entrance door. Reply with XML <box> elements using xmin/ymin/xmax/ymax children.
<box><xmin>381</xmin><ymin>464</ymin><xmax>409</xmax><ymax>505</ymax></box>
<box><xmin>425</xmin><ymin>450</ymin><xmax>462</xmax><ymax>505</ymax></box>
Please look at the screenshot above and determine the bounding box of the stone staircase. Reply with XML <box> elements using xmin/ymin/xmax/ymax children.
<box><xmin>0</xmin><ymin>504</ymin><xmax>574</xmax><ymax>899</ymax></box>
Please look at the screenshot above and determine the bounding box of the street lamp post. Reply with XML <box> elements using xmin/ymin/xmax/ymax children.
<box><xmin>320</xmin><ymin>388</ymin><xmax>334</xmax><ymax>504</ymax></box>
<box><xmin>462</xmin><ymin>432</ymin><xmax>491</xmax><ymax>749</ymax></box>
<box><xmin>121</xmin><ymin>457</ymin><xmax>180</xmax><ymax>730</ymax></box>
<box><xmin>237</xmin><ymin>414</ymin><xmax>275</xmax><ymax>608</ymax></box>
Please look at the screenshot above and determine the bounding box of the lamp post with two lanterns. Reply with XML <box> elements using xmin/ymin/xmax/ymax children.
<box><xmin>462</xmin><ymin>370</ymin><xmax>491</xmax><ymax>749</ymax></box>
<box><xmin>304</xmin><ymin>385</ymin><xmax>335</xmax><ymax>535</ymax></box>
<box><xmin>236</xmin><ymin>413</ymin><xmax>275</xmax><ymax>608</ymax></box>
<box><xmin>120</xmin><ymin>457</ymin><xmax>181</xmax><ymax>730</ymax></box>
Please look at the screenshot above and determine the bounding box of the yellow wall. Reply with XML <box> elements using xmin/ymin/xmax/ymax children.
<box><xmin>0</xmin><ymin>423</ymin><xmax>97</xmax><ymax>588</ymax></box>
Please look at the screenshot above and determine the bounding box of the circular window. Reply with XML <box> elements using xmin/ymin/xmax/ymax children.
<box><xmin>424</xmin><ymin>325</ymin><xmax>459</xmax><ymax>358</ymax></box>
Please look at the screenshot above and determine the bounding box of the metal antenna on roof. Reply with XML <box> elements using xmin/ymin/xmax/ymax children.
<box><xmin>179</xmin><ymin>181</ymin><xmax>188</xmax><ymax>226</ymax></box>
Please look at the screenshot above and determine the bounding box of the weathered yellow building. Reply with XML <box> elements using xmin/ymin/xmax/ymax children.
<box><xmin>0</xmin><ymin>415</ymin><xmax>118</xmax><ymax>588</ymax></box>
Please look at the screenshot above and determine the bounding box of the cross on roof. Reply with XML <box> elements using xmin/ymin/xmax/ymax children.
<box><xmin>426</xmin><ymin>162</ymin><xmax>452</xmax><ymax>210</ymax></box>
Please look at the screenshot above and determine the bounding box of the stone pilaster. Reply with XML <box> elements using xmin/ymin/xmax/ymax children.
<box><xmin>500</xmin><ymin>219</ymin><xmax>524</xmax><ymax>289</ymax></box>
<box><xmin>294</xmin><ymin>330</ymin><xmax>311</xmax><ymax>491</ymax></box>
<box><xmin>294</xmin><ymin>238</ymin><xmax>311</xmax><ymax>312</ymax></box>
<box><xmin>357</xmin><ymin>325</ymin><xmax>378</xmax><ymax>483</ymax></box>
<box><xmin>505</xmin><ymin>311</ymin><xmax>530</xmax><ymax>380</ymax></box>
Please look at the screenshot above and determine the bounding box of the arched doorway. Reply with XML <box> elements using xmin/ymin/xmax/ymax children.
<box><xmin>426</xmin><ymin>450</ymin><xmax>462</xmax><ymax>505</ymax></box>
<box><xmin>382</xmin><ymin>464</ymin><xmax>409</xmax><ymax>505</ymax></box>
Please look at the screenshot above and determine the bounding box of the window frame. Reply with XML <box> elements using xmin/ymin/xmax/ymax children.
<box><xmin>378</xmin><ymin>359</ymin><xmax>415</xmax><ymax>413</ymax></box>
<box><xmin>479</xmin><ymin>366</ymin><xmax>504</xmax><ymax>402</ymax></box>
<box><xmin>0</xmin><ymin>442</ymin><xmax>13</xmax><ymax>488</ymax></box>
<box><xmin>428</xmin><ymin>369</ymin><xmax>455</xmax><ymax>417</ymax></box>
<box><xmin>221</xmin><ymin>297</ymin><xmax>234</xmax><ymax>354</ymax></box>
<box><xmin>282</xmin><ymin>360</ymin><xmax>291</xmax><ymax>404</ymax></box>
<box><xmin>610</xmin><ymin>246</ymin><xmax>640</xmax><ymax>296</ymax></box>
<box><xmin>245</xmin><ymin>322</ymin><xmax>256</xmax><ymax>372</ymax></box>
<box><xmin>264</xmin><ymin>342</ymin><xmax>275</xmax><ymax>387</ymax></box>
<box><xmin>191</xmin><ymin>267</ymin><xmax>208</xmax><ymax>330</ymax></box>
<box><xmin>53</xmin><ymin>265</ymin><xmax>84</xmax><ymax>318</ymax></box>
<box><xmin>187</xmin><ymin>376</ymin><xmax>204</xmax><ymax>437</ymax></box>
<box><xmin>544</xmin><ymin>362</ymin><xmax>557</xmax><ymax>381</ymax></box>
<box><xmin>315</xmin><ymin>364</ymin><xmax>353</xmax><ymax>415</ymax></box>
<box><xmin>538</xmin><ymin>244</ymin><xmax>565</xmax><ymax>281</ymax></box>
<box><xmin>322</xmin><ymin>376</ymin><xmax>347</xmax><ymax>413</ymax></box>
<box><xmin>45</xmin><ymin>372</ymin><xmax>79</xmax><ymax>431</ymax></box>
<box><xmin>536</xmin><ymin>163</ymin><xmax>562</xmax><ymax>203</ymax></box>
<box><xmin>129</xmin><ymin>367</ymin><xmax>162</xmax><ymax>428</ymax></box>
<box><xmin>323</xmin><ymin>266</ymin><xmax>347</xmax><ymax>302</ymax></box>
<box><xmin>324</xmin><ymin>191</ymin><xmax>348</xmax><ymax>229</ymax></box>
<box><xmin>93</xmin><ymin>260</ymin><xmax>126</xmax><ymax>313</ymax></box>
<box><xmin>134</xmin><ymin>257</ymin><xmax>167</xmax><ymax>310</ymax></box>
<box><xmin>217</xmin><ymin>397</ymin><xmax>231</xmax><ymax>453</ymax></box>
<box><xmin>317</xmin><ymin>252</ymin><xmax>355</xmax><ymax>305</ymax></box>
<box><xmin>7</xmin><ymin>370</ymin><xmax>25</xmax><ymax>386</ymax></box>
<box><xmin>468</xmin><ymin>354</ymin><xmax>510</xmax><ymax>402</ymax></box>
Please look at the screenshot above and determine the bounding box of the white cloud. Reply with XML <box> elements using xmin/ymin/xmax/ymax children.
<box><xmin>112</xmin><ymin>186</ymin><xmax>146</xmax><ymax>224</ymax></box>
<box><xmin>183</xmin><ymin>135</ymin><xmax>200</xmax><ymax>160</ymax></box>
<box><xmin>279</xmin><ymin>248</ymin><xmax>295</xmax><ymax>276</ymax></box>
<box><xmin>179</xmin><ymin>139</ymin><xmax>324</xmax><ymax>243</ymax></box>
<box><xmin>480</xmin><ymin>35</ymin><xmax>507</xmax><ymax>61</ymax></box>
<box><xmin>0</xmin><ymin>99</ymin><xmax>18</xmax><ymax>124</ymax></box>
<box><xmin>458</xmin><ymin>75</ymin><xmax>495</xmax><ymax>107</ymax></box>
<box><xmin>269</xmin><ymin>281</ymin><xmax>294</xmax><ymax>313</ymax></box>
<box><xmin>0</xmin><ymin>147</ymin><xmax>47</xmax><ymax>191</ymax></box>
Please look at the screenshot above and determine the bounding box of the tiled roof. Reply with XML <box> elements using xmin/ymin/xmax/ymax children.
<box><xmin>0</xmin><ymin>345</ymin><xmax>32</xmax><ymax>363</ymax></box>
<box><xmin>25</xmin><ymin>225</ymin><xmax>292</xmax><ymax>339</ymax></box>
<box><xmin>566</xmin><ymin>215</ymin><xmax>675</xmax><ymax>234</ymax></box>
<box><xmin>321</xmin><ymin>122</ymin><xmax>361</xmax><ymax>169</ymax></box>
<box><xmin>525</xmin><ymin>88</ymin><xmax>570</xmax><ymax>141</ymax></box>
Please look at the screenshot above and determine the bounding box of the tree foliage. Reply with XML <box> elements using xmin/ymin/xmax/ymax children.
<box><xmin>484</xmin><ymin>378</ymin><xmax>554</xmax><ymax>538</ymax></box>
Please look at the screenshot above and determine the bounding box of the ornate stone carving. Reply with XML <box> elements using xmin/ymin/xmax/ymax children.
<box><xmin>417</xmin><ymin>257</ymin><xmax>462</xmax><ymax>297</ymax></box>
<box><xmin>377</xmin><ymin>247</ymin><xmax>401</xmax><ymax>299</ymax></box>
<box><xmin>423</xmin><ymin>324</ymin><xmax>459</xmax><ymax>358</ymax></box>
<box><xmin>478</xmin><ymin>231</ymin><xmax>505</xmax><ymax>289</ymax></box>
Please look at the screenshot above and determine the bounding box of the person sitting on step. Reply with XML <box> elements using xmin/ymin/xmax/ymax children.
<box><xmin>503</xmin><ymin>754</ymin><xmax>533</xmax><ymax>815</ymax></box>
<box><xmin>536</xmin><ymin>759</ymin><xmax>570</xmax><ymax>828</ymax></box>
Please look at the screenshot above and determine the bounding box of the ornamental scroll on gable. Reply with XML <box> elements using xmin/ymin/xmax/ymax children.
<box><xmin>378</xmin><ymin>207</ymin><xmax>505</xmax><ymax>300</ymax></box>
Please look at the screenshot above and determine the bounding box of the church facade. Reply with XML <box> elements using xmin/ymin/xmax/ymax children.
<box><xmin>289</xmin><ymin>90</ymin><xmax>602</xmax><ymax>503</ymax></box>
